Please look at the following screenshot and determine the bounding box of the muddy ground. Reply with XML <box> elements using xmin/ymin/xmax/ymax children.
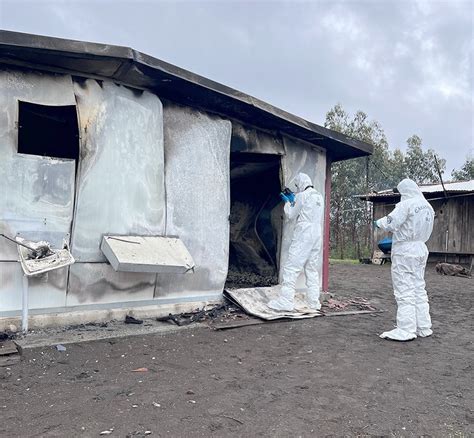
<box><xmin>1</xmin><ymin>263</ymin><xmax>472</xmax><ymax>437</ymax></box>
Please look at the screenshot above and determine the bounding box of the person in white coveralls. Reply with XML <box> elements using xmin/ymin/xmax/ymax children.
<box><xmin>268</xmin><ymin>173</ymin><xmax>323</xmax><ymax>312</ymax></box>
<box><xmin>375</xmin><ymin>178</ymin><xmax>435</xmax><ymax>341</ymax></box>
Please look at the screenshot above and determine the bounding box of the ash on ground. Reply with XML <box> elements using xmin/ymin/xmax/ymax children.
<box><xmin>225</xmin><ymin>269</ymin><xmax>278</xmax><ymax>289</ymax></box>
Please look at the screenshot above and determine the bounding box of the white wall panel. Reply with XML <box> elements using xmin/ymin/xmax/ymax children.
<box><xmin>71</xmin><ymin>79</ymin><xmax>165</xmax><ymax>262</ymax></box>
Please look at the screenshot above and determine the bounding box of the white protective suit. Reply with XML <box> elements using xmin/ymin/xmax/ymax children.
<box><xmin>375</xmin><ymin>178</ymin><xmax>435</xmax><ymax>341</ymax></box>
<box><xmin>268</xmin><ymin>173</ymin><xmax>324</xmax><ymax>311</ymax></box>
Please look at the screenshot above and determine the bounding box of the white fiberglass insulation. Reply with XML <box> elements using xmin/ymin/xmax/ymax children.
<box><xmin>71</xmin><ymin>79</ymin><xmax>165</xmax><ymax>262</ymax></box>
<box><xmin>279</xmin><ymin>135</ymin><xmax>326</xmax><ymax>289</ymax></box>
<box><xmin>155</xmin><ymin>104</ymin><xmax>231</xmax><ymax>298</ymax></box>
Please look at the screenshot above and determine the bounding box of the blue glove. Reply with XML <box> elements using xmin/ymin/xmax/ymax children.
<box><xmin>287</xmin><ymin>192</ymin><xmax>295</xmax><ymax>204</ymax></box>
<box><xmin>280</xmin><ymin>192</ymin><xmax>290</xmax><ymax>203</ymax></box>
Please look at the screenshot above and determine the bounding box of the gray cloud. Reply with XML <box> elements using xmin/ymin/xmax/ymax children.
<box><xmin>1</xmin><ymin>0</ymin><xmax>472</xmax><ymax>174</ymax></box>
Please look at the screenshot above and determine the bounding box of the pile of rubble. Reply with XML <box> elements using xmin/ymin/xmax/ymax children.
<box><xmin>323</xmin><ymin>297</ymin><xmax>377</xmax><ymax>312</ymax></box>
<box><xmin>157</xmin><ymin>302</ymin><xmax>249</xmax><ymax>327</ymax></box>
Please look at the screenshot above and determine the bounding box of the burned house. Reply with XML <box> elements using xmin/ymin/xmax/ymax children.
<box><xmin>359</xmin><ymin>180</ymin><xmax>474</xmax><ymax>264</ymax></box>
<box><xmin>0</xmin><ymin>31</ymin><xmax>372</xmax><ymax>329</ymax></box>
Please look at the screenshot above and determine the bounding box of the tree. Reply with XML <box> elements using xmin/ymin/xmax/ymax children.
<box><xmin>404</xmin><ymin>135</ymin><xmax>446</xmax><ymax>185</ymax></box>
<box><xmin>389</xmin><ymin>148</ymin><xmax>407</xmax><ymax>187</ymax></box>
<box><xmin>451</xmin><ymin>156</ymin><xmax>474</xmax><ymax>181</ymax></box>
<box><xmin>325</xmin><ymin>104</ymin><xmax>390</xmax><ymax>259</ymax></box>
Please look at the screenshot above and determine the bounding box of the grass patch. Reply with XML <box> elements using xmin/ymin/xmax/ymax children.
<box><xmin>329</xmin><ymin>258</ymin><xmax>360</xmax><ymax>265</ymax></box>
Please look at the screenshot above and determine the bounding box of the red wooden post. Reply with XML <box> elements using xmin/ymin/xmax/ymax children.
<box><xmin>322</xmin><ymin>158</ymin><xmax>332</xmax><ymax>292</ymax></box>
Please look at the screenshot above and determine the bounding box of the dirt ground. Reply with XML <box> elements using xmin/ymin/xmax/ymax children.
<box><xmin>1</xmin><ymin>263</ymin><xmax>472</xmax><ymax>437</ymax></box>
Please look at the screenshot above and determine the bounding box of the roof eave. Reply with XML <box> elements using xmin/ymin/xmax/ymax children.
<box><xmin>0</xmin><ymin>30</ymin><xmax>373</xmax><ymax>161</ymax></box>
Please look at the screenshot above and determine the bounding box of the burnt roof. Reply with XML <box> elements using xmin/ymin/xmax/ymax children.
<box><xmin>0</xmin><ymin>30</ymin><xmax>373</xmax><ymax>162</ymax></box>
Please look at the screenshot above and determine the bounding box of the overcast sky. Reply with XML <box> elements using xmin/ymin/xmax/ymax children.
<box><xmin>1</xmin><ymin>0</ymin><xmax>472</xmax><ymax>174</ymax></box>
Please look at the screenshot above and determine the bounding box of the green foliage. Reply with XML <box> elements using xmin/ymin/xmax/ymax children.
<box><xmin>404</xmin><ymin>135</ymin><xmax>446</xmax><ymax>184</ymax></box>
<box><xmin>325</xmin><ymin>103</ymin><xmax>448</xmax><ymax>260</ymax></box>
<box><xmin>451</xmin><ymin>156</ymin><xmax>474</xmax><ymax>181</ymax></box>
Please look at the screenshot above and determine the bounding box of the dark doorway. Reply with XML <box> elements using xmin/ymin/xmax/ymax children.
<box><xmin>225</xmin><ymin>152</ymin><xmax>282</xmax><ymax>289</ymax></box>
<box><xmin>17</xmin><ymin>101</ymin><xmax>80</xmax><ymax>161</ymax></box>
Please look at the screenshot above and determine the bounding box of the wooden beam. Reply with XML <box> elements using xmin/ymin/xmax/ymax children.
<box><xmin>322</xmin><ymin>157</ymin><xmax>332</xmax><ymax>292</ymax></box>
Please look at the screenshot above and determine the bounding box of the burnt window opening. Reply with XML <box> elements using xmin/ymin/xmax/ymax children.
<box><xmin>17</xmin><ymin>101</ymin><xmax>80</xmax><ymax>161</ymax></box>
<box><xmin>225</xmin><ymin>152</ymin><xmax>282</xmax><ymax>289</ymax></box>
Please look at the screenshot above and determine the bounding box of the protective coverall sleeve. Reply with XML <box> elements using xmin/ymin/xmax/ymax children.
<box><xmin>284</xmin><ymin>193</ymin><xmax>303</xmax><ymax>221</ymax></box>
<box><xmin>376</xmin><ymin>203</ymin><xmax>408</xmax><ymax>232</ymax></box>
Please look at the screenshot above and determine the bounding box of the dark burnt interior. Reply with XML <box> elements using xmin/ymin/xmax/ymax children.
<box><xmin>225</xmin><ymin>152</ymin><xmax>282</xmax><ymax>289</ymax></box>
<box><xmin>17</xmin><ymin>101</ymin><xmax>80</xmax><ymax>162</ymax></box>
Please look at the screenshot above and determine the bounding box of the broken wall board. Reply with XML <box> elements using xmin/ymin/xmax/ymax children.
<box><xmin>0</xmin><ymin>341</ymin><xmax>20</xmax><ymax>367</ymax></box>
<box><xmin>101</xmin><ymin>235</ymin><xmax>194</xmax><ymax>274</ymax></box>
<box><xmin>0</xmin><ymin>341</ymin><xmax>20</xmax><ymax>366</ymax></box>
<box><xmin>17</xmin><ymin>238</ymin><xmax>75</xmax><ymax>277</ymax></box>
<box><xmin>224</xmin><ymin>287</ymin><xmax>322</xmax><ymax>320</ymax></box>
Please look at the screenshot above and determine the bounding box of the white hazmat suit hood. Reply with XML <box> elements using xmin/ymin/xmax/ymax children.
<box><xmin>376</xmin><ymin>178</ymin><xmax>435</xmax><ymax>341</ymax></box>
<box><xmin>268</xmin><ymin>173</ymin><xmax>324</xmax><ymax>312</ymax></box>
<box><xmin>292</xmin><ymin>173</ymin><xmax>313</xmax><ymax>193</ymax></box>
<box><xmin>398</xmin><ymin>178</ymin><xmax>424</xmax><ymax>202</ymax></box>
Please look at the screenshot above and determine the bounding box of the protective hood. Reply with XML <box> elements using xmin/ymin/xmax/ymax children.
<box><xmin>292</xmin><ymin>173</ymin><xmax>313</xmax><ymax>193</ymax></box>
<box><xmin>397</xmin><ymin>178</ymin><xmax>424</xmax><ymax>202</ymax></box>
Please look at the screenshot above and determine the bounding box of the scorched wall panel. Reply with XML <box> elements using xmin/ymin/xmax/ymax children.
<box><xmin>155</xmin><ymin>104</ymin><xmax>231</xmax><ymax>298</ymax></box>
<box><xmin>71</xmin><ymin>79</ymin><xmax>165</xmax><ymax>262</ymax></box>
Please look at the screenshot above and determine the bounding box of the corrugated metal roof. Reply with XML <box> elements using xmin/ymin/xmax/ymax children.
<box><xmin>358</xmin><ymin>180</ymin><xmax>474</xmax><ymax>199</ymax></box>
<box><xmin>420</xmin><ymin>180</ymin><xmax>474</xmax><ymax>193</ymax></box>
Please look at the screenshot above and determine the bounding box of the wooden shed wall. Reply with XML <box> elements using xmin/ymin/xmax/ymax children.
<box><xmin>427</xmin><ymin>197</ymin><xmax>473</xmax><ymax>254</ymax></box>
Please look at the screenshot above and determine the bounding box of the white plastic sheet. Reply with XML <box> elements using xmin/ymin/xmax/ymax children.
<box><xmin>71</xmin><ymin>79</ymin><xmax>165</xmax><ymax>262</ymax></box>
<box><xmin>155</xmin><ymin>104</ymin><xmax>232</xmax><ymax>298</ymax></box>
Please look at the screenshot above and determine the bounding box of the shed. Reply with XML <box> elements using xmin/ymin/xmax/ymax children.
<box><xmin>0</xmin><ymin>31</ymin><xmax>372</xmax><ymax>329</ymax></box>
<box><xmin>359</xmin><ymin>180</ymin><xmax>474</xmax><ymax>264</ymax></box>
